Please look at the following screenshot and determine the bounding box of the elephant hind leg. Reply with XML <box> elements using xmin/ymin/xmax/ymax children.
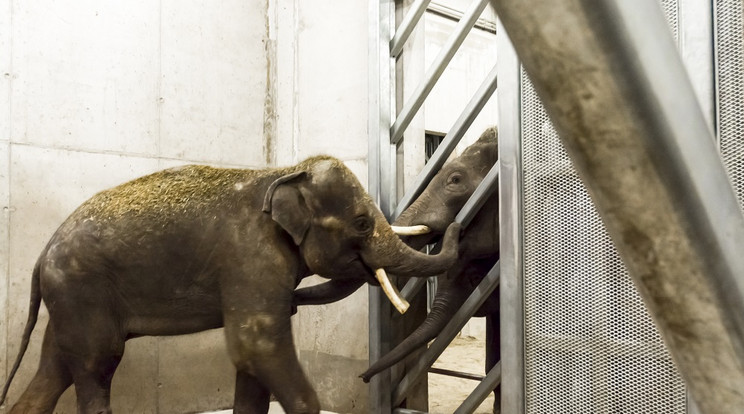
<box><xmin>47</xmin><ymin>295</ymin><xmax>125</xmax><ymax>414</ymax></box>
<box><xmin>61</xmin><ymin>326</ymin><xmax>124</xmax><ymax>414</ymax></box>
<box><xmin>10</xmin><ymin>325</ymin><xmax>73</xmax><ymax>414</ymax></box>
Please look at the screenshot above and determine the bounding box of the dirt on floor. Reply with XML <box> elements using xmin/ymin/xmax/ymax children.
<box><xmin>427</xmin><ymin>336</ymin><xmax>495</xmax><ymax>414</ymax></box>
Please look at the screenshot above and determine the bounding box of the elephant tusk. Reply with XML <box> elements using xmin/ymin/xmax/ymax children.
<box><xmin>391</xmin><ymin>225</ymin><xmax>431</xmax><ymax>236</ymax></box>
<box><xmin>375</xmin><ymin>268</ymin><xmax>410</xmax><ymax>314</ymax></box>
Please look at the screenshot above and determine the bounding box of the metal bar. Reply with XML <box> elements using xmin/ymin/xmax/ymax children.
<box><xmin>491</xmin><ymin>1</ymin><xmax>744</xmax><ymax>412</ymax></box>
<box><xmin>393</xmin><ymin>63</ymin><xmax>499</xmax><ymax>218</ymax></box>
<box><xmin>393</xmin><ymin>263</ymin><xmax>500</xmax><ymax>406</ymax></box>
<box><xmin>390</xmin><ymin>0</ymin><xmax>431</xmax><ymax>58</ymax></box>
<box><xmin>400</xmin><ymin>276</ymin><xmax>427</xmax><ymax>302</ymax></box>
<box><xmin>393</xmin><ymin>409</ymin><xmax>428</xmax><ymax>414</ymax></box>
<box><xmin>368</xmin><ymin>0</ymin><xmax>395</xmax><ymax>412</ymax></box>
<box><xmin>390</xmin><ymin>0</ymin><xmax>490</xmax><ymax>145</ymax></box>
<box><xmin>495</xmin><ymin>18</ymin><xmax>525</xmax><ymax>414</ymax></box>
<box><xmin>427</xmin><ymin>1</ymin><xmax>498</xmax><ymax>34</ymax></box>
<box><xmin>428</xmin><ymin>367</ymin><xmax>485</xmax><ymax>381</ymax></box>
<box><xmin>453</xmin><ymin>362</ymin><xmax>501</xmax><ymax>414</ymax></box>
<box><xmin>455</xmin><ymin>160</ymin><xmax>499</xmax><ymax>228</ymax></box>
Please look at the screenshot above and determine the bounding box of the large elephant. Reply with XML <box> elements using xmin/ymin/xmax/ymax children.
<box><xmin>0</xmin><ymin>155</ymin><xmax>460</xmax><ymax>414</ymax></box>
<box><xmin>295</xmin><ymin>128</ymin><xmax>500</xmax><ymax>411</ymax></box>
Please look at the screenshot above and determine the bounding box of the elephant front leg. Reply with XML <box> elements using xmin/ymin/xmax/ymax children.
<box><xmin>223</xmin><ymin>306</ymin><xmax>320</xmax><ymax>414</ymax></box>
<box><xmin>234</xmin><ymin>371</ymin><xmax>270</xmax><ymax>414</ymax></box>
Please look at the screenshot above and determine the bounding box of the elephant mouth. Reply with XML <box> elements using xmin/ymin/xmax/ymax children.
<box><xmin>408</xmin><ymin>231</ymin><xmax>445</xmax><ymax>252</ymax></box>
<box><xmin>357</xmin><ymin>259</ymin><xmax>381</xmax><ymax>286</ymax></box>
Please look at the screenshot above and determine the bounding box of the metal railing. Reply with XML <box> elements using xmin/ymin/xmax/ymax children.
<box><xmin>368</xmin><ymin>0</ymin><xmax>499</xmax><ymax>412</ymax></box>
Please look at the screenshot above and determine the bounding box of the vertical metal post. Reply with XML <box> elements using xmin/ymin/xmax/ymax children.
<box><xmin>496</xmin><ymin>18</ymin><xmax>525</xmax><ymax>414</ymax></box>
<box><xmin>368</xmin><ymin>0</ymin><xmax>395</xmax><ymax>412</ymax></box>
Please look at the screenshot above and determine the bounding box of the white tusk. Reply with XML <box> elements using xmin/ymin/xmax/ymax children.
<box><xmin>374</xmin><ymin>268</ymin><xmax>410</xmax><ymax>314</ymax></box>
<box><xmin>391</xmin><ymin>225</ymin><xmax>431</xmax><ymax>236</ymax></box>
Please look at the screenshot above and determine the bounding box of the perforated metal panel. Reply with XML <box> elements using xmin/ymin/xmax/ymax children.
<box><xmin>716</xmin><ymin>0</ymin><xmax>744</xmax><ymax>206</ymax></box>
<box><xmin>519</xmin><ymin>1</ymin><xmax>689</xmax><ymax>412</ymax></box>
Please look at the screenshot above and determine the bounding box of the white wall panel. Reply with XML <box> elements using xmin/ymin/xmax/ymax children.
<box><xmin>9</xmin><ymin>1</ymin><xmax>160</xmax><ymax>155</ymax></box>
<box><xmin>295</xmin><ymin>1</ymin><xmax>368</xmax><ymax>161</ymax></box>
<box><xmin>159</xmin><ymin>0</ymin><xmax>268</xmax><ymax>167</ymax></box>
<box><xmin>1</xmin><ymin>0</ymin><xmax>9</xmax><ymax>143</ymax></box>
<box><xmin>0</xmin><ymin>142</ymin><xmax>8</xmax><ymax>391</ymax></box>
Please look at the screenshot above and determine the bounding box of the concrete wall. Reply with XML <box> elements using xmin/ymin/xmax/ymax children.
<box><xmin>0</xmin><ymin>1</ymin><xmax>369</xmax><ymax>413</ymax></box>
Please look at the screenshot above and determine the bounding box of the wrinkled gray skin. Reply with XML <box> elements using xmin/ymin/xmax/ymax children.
<box><xmin>295</xmin><ymin>128</ymin><xmax>500</xmax><ymax>412</ymax></box>
<box><xmin>0</xmin><ymin>156</ymin><xmax>461</xmax><ymax>414</ymax></box>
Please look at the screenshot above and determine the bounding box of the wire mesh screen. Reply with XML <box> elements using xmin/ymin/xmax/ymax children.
<box><xmin>716</xmin><ymin>0</ymin><xmax>744</xmax><ymax>206</ymax></box>
<box><xmin>519</xmin><ymin>0</ymin><xmax>689</xmax><ymax>412</ymax></box>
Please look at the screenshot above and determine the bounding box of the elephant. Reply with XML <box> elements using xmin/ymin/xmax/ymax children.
<box><xmin>294</xmin><ymin>127</ymin><xmax>500</xmax><ymax>411</ymax></box>
<box><xmin>0</xmin><ymin>155</ymin><xmax>461</xmax><ymax>414</ymax></box>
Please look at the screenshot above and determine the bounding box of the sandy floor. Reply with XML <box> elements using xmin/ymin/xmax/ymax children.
<box><xmin>428</xmin><ymin>336</ymin><xmax>495</xmax><ymax>414</ymax></box>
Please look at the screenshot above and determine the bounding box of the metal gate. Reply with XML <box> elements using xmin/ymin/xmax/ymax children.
<box><xmin>499</xmin><ymin>0</ymin><xmax>729</xmax><ymax>413</ymax></box>
<box><xmin>370</xmin><ymin>0</ymin><xmax>742</xmax><ymax>412</ymax></box>
<box><xmin>368</xmin><ymin>0</ymin><xmax>501</xmax><ymax>412</ymax></box>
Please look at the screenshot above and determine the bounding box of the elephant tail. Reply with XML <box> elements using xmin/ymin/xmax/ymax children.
<box><xmin>0</xmin><ymin>262</ymin><xmax>43</xmax><ymax>406</ymax></box>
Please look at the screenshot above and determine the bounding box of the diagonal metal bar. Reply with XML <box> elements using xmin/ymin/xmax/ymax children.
<box><xmin>393</xmin><ymin>63</ymin><xmax>499</xmax><ymax>219</ymax></box>
<box><xmin>390</xmin><ymin>0</ymin><xmax>490</xmax><ymax>145</ymax></box>
<box><xmin>429</xmin><ymin>366</ymin><xmax>485</xmax><ymax>381</ymax></box>
<box><xmin>393</xmin><ymin>262</ymin><xmax>500</xmax><ymax>406</ymax></box>
<box><xmin>453</xmin><ymin>362</ymin><xmax>501</xmax><ymax>414</ymax></box>
<box><xmin>393</xmin><ymin>409</ymin><xmax>428</xmax><ymax>414</ymax></box>
<box><xmin>491</xmin><ymin>0</ymin><xmax>744</xmax><ymax>412</ymax></box>
<box><xmin>390</xmin><ymin>0</ymin><xmax>432</xmax><ymax>58</ymax></box>
<box><xmin>400</xmin><ymin>276</ymin><xmax>427</xmax><ymax>302</ymax></box>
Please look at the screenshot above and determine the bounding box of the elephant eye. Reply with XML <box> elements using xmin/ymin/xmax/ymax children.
<box><xmin>447</xmin><ymin>172</ymin><xmax>464</xmax><ymax>186</ymax></box>
<box><xmin>353</xmin><ymin>216</ymin><xmax>373</xmax><ymax>234</ymax></box>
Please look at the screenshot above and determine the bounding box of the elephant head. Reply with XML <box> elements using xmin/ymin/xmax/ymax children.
<box><xmin>264</xmin><ymin>156</ymin><xmax>462</xmax><ymax>309</ymax></box>
<box><xmin>359</xmin><ymin>127</ymin><xmax>500</xmax><ymax>394</ymax></box>
<box><xmin>394</xmin><ymin>127</ymin><xmax>499</xmax><ymax>256</ymax></box>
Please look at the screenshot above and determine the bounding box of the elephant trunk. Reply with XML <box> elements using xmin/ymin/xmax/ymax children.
<box><xmin>361</xmin><ymin>221</ymin><xmax>460</xmax><ymax>279</ymax></box>
<box><xmin>360</xmin><ymin>220</ymin><xmax>459</xmax><ymax>314</ymax></box>
<box><xmin>360</xmin><ymin>279</ymin><xmax>470</xmax><ymax>382</ymax></box>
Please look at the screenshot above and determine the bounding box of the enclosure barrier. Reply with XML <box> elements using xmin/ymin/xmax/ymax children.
<box><xmin>368</xmin><ymin>0</ymin><xmax>500</xmax><ymax>412</ymax></box>
<box><xmin>493</xmin><ymin>0</ymin><xmax>744</xmax><ymax>413</ymax></box>
<box><xmin>389</xmin><ymin>0</ymin><xmax>490</xmax><ymax>145</ymax></box>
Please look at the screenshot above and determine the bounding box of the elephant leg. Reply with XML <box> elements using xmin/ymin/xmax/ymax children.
<box><xmin>48</xmin><ymin>296</ymin><xmax>125</xmax><ymax>414</ymax></box>
<box><xmin>224</xmin><ymin>310</ymin><xmax>320</xmax><ymax>414</ymax></box>
<box><xmin>234</xmin><ymin>371</ymin><xmax>270</xmax><ymax>414</ymax></box>
<box><xmin>249</xmin><ymin>349</ymin><xmax>320</xmax><ymax>414</ymax></box>
<box><xmin>10</xmin><ymin>324</ymin><xmax>73</xmax><ymax>414</ymax></box>
<box><xmin>486</xmin><ymin>313</ymin><xmax>501</xmax><ymax>414</ymax></box>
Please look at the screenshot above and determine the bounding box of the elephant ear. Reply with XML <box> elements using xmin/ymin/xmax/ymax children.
<box><xmin>262</xmin><ymin>171</ymin><xmax>310</xmax><ymax>245</ymax></box>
